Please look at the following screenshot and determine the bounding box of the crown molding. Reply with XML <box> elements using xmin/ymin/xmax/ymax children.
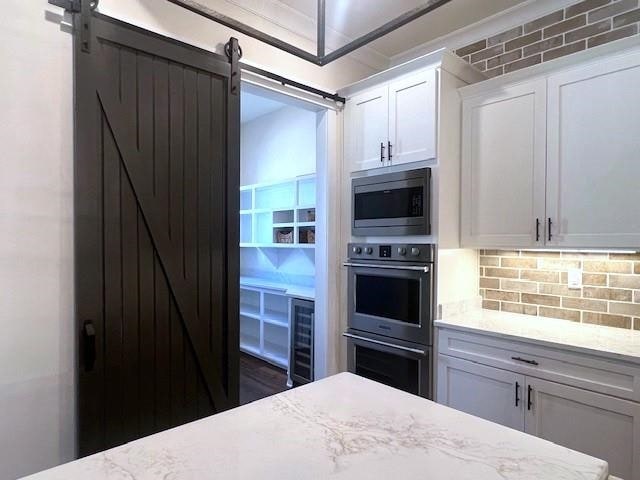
<box><xmin>390</xmin><ymin>0</ymin><xmax>578</xmax><ymax>66</ymax></box>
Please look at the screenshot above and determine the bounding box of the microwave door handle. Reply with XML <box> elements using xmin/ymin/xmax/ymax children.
<box><xmin>343</xmin><ymin>332</ymin><xmax>426</xmax><ymax>355</ymax></box>
<box><xmin>343</xmin><ymin>262</ymin><xmax>430</xmax><ymax>273</ymax></box>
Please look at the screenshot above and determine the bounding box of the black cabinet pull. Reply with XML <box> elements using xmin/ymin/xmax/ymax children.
<box><xmin>548</xmin><ymin>218</ymin><xmax>552</xmax><ymax>241</ymax></box>
<box><xmin>380</xmin><ymin>142</ymin><xmax>385</xmax><ymax>162</ymax></box>
<box><xmin>515</xmin><ymin>381</ymin><xmax>520</xmax><ymax>407</ymax></box>
<box><xmin>536</xmin><ymin>218</ymin><xmax>541</xmax><ymax>242</ymax></box>
<box><xmin>511</xmin><ymin>356</ymin><xmax>539</xmax><ymax>366</ymax></box>
<box><xmin>83</xmin><ymin>320</ymin><xmax>96</xmax><ymax>372</ymax></box>
<box><xmin>527</xmin><ymin>385</ymin><xmax>533</xmax><ymax>411</ymax></box>
<box><xmin>388</xmin><ymin>141</ymin><xmax>393</xmax><ymax>161</ymax></box>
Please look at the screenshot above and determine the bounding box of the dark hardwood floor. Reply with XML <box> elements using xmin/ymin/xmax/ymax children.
<box><xmin>239</xmin><ymin>353</ymin><xmax>289</xmax><ymax>405</ymax></box>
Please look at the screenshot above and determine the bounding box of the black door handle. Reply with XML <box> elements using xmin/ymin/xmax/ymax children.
<box><xmin>515</xmin><ymin>381</ymin><xmax>520</xmax><ymax>407</ymax></box>
<box><xmin>511</xmin><ymin>356</ymin><xmax>539</xmax><ymax>366</ymax></box>
<box><xmin>527</xmin><ymin>385</ymin><xmax>533</xmax><ymax>411</ymax></box>
<box><xmin>388</xmin><ymin>141</ymin><xmax>393</xmax><ymax>161</ymax></box>
<box><xmin>83</xmin><ymin>320</ymin><xmax>96</xmax><ymax>372</ymax></box>
<box><xmin>536</xmin><ymin>218</ymin><xmax>540</xmax><ymax>242</ymax></box>
<box><xmin>548</xmin><ymin>218</ymin><xmax>552</xmax><ymax>241</ymax></box>
<box><xmin>380</xmin><ymin>142</ymin><xmax>386</xmax><ymax>162</ymax></box>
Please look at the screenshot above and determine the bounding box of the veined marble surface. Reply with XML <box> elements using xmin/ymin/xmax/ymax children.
<box><xmin>23</xmin><ymin>373</ymin><xmax>607</xmax><ymax>480</ymax></box>
<box><xmin>436</xmin><ymin>309</ymin><xmax>640</xmax><ymax>365</ymax></box>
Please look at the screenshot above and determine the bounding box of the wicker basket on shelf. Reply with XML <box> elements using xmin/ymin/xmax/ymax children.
<box><xmin>275</xmin><ymin>229</ymin><xmax>293</xmax><ymax>244</ymax></box>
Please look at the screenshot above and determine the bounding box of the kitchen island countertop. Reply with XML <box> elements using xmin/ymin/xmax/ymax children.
<box><xmin>23</xmin><ymin>373</ymin><xmax>608</xmax><ymax>480</ymax></box>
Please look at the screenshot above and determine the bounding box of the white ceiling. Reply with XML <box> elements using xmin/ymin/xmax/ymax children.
<box><xmin>274</xmin><ymin>0</ymin><xmax>526</xmax><ymax>58</ymax></box>
<box><xmin>241</xmin><ymin>91</ymin><xmax>286</xmax><ymax>123</ymax></box>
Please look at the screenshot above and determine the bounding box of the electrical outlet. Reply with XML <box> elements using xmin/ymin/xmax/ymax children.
<box><xmin>568</xmin><ymin>268</ymin><xmax>582</xmax><ymax>289</ymax></box>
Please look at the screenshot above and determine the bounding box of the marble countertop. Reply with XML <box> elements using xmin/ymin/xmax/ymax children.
<box><xmin>24</xmin><ymin>373</ymin><xmax>608</xmax><ymax>480</ymax></box>
<box><xmin>435</xmin><ymin>309</ymin><xmax>640</xmax><ymax>365</ymax></box>
<box><xmin>240</xmin><ymin>276</ymin><xmax>315</xmax><ymax>301</ymax></box>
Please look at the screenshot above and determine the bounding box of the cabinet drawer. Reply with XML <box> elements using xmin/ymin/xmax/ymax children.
<box><xmin>437</xmin><ymin>328</ymin><xmax>640</xmax><ymax>402</ymax></box>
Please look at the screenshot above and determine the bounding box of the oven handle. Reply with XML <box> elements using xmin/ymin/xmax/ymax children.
<box><xmin>342</xmin><ymin>262</ymin><xmax>430</xmax><ymax>273</ymax></box>
<box><xmin>342</xmin><ymin>332</ymin><xmax>427</xmax><ymax>355</ymax></box>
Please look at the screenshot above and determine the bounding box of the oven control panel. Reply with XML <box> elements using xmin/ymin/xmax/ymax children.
<box><xmin>348</xmin><ymin>243</ymin><xmax>435</xmax><ymax>262</ymax></box>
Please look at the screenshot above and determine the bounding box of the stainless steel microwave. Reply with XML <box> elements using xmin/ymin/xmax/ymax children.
<box><xmin>351</xmin><ymin>168</ymin><xmax>431</xmax><ymax>236</ymax></box>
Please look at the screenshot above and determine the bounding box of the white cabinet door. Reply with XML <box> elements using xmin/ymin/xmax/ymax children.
<box><xmin>525</xmin><ymin>377</ymin><xmax>640</xmax><ymax>480</ymax></box>
<box><xmin>461</xmin><ymin>80</ymin><xmax>546</xmax><ymax>248</ymax></box>
<box><xmin>546</xmin><ymin>52</ymin><xmax>640</xmax><ymax>248</ymax></box>
<box><xmin>437</xmin><ymin>355</ymin><xmax>525</xmax><ymax>431</ymax></box>
<box><xmin>345</xmin><ymin>86</ymin><xmax>389</xmax><ymax>172</ymax></box>
<box><xmin>388</xmin><ymin>69</ymin><xmax>437</xmax><ymax>165</ymax></box>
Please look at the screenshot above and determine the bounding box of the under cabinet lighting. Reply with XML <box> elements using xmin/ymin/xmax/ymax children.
<box><xmin>521</xmin><ymin>249</ymin><xmax>638</xmax><ymax>254</ymax></box>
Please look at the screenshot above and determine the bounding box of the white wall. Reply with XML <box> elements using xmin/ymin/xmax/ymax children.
<box><xmin>0</xmin><ymin>2</ymin><xmax>75</xmax><ymax>479</ymax></box>
<box><xmin>241</xmin><ymin>105</ymin><xmax>317</xmax><ymax>186</ymax></box>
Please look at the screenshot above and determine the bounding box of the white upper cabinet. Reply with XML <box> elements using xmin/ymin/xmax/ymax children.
<box><xmin>388</xmin><ymin>70</ymin><xmax>437</xmax><ymax>166</ymax></box>
<box><xmin>345</xmin><ymin>68</ymin><xmax>438</xmax><ymax>172</ymax></box>
<box><xmin>546</xmin><ymin>52</ymin><xmax>640</xmax><ymax>248</ymax></box>
<box><xmin>346</xmin><ymin>86</ymin><xmax>389</xmax><ymax>171</ymax></box>
<box><xmin>461</xmin><ymin>80</ymin><xmax>546</xmax><ymax>248</ymax></box>
<box><xmin>461</xmin><ymin>46</ymin><xmax>640</xmax><ymax>249</ymax></box>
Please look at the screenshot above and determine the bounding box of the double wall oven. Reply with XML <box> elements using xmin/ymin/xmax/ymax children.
<box><xmin>343</xmin><ymin>243</ymin><xmax>435</xmax><ymax>398</ymax></box>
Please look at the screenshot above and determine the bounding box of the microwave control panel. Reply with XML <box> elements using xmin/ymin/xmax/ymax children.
<box><xmin>348</xmin><ymin>243</ymin><xmax>435</xmax><ymax>263</ymax></box>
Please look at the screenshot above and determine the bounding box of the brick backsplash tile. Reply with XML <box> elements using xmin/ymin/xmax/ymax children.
<box><xmin>472</xmin><ymin>60</ymin><xmax>487</xmax><ymax>71</ymax></box>
<box><xmin>635</xmin><ymin>318</ymin><xmax>640</xmax><ymax>330</ymax></box>
<box><xmin>588</xmin><ymin>23</ymin><xmax>638</xmax><ymax>46</ymax></box>
<box><xmin>562</xmin><ymin>296</ymin><xmax>608</xmax><ymax>312</ymax></box>
<box><xmin>486</xmin><ymin>290</ymin><xmax>520</xmax><ymax>302</ymax></box>
<box><xmin>539</xmin><ymin>283</ymin><xmax>582</xmax><ymax>297</ymax></box>
<box><xmin>524</xmin><ymin>10</ymin><xmax>565</xmax><ymax>33</ymax></box>
<box><xmin>488</xmin><ymin>26</ymin><xmax>524</xmax><ymax>46</ymax></box>
<box><xmin>614</xmin><ymin>7</ymin><xmax>640</xmax><ymax>26</ymax></box>
<box><xmin>456</xmin><ymin>39</ymin><xmax>487</xmax><ymax>57</ymax></box>
<box><xmin>566</xmin><ymin>0</ymin><xmax>611</xmax><ymax>18</ymax></box>
<box><xmin>538</xmin><ymin>258</ymin><xmax>582</xmax><ymax>270</ymax></box>
<box><xmin>544</xmin><ymin>40</ymin><xmax>587</xmax><ymax>60</ymax></box>
<box><xmin>487</xmin><ymin>49</ymin><xmax>522</xmax><ymax>69</ymax></box>
<box><xmin>565</xmin><ymin>19</ymin><xmax>611</xmax><ymax>43</ymax></box>
<box><xmin>583</xmin><ymin>286</ymin><xmax>633</xmax><ymax>301</ymax></box>
<box><xmin>523</xmin><ymin>251</ymin><xmax>560</xmax><ymax>258</ymax></box>
<box><xmin>504</xmin><ymin>55</ymin><xmax>543</xmax><ymax>73</ymax></box>
<box><xmin>505</xmin><ymin>31</ymin><xmax>543</xmax><ymax>50</ymax></box>
<box><xmin>470</xmin><ymin>44</ymin><xmax>504</xmax><ymax>63</ymax></box>
<box><xmin>483</xmin><ymin>250</ymin><xmax>521</xmax><ymax>256</ymax></box>
<box><xmin>544</xmin><ymin>14</ymin><xmax>587</xmax><ymax>38</ymax></box>
<box><xmin>501</xmin><ymin>257</ymin><xmax>537</xmax><ymax>268</ymax></box>
<box><xmin>480</xmin><ymin>256</ymin><xmax>500</xmax><ymax>266</ymax></box>
<box><xmin>485</xmin><ymin>267</ymin><xmax>520</xmax><ymax>279</ymax></box>
<box><xmin>483</xmin><ymin>300</ymin><xmax>500</xmax><ymax>310</ymax></box>
<box><xmin>501</xmin><ymin>302</ymin><xmax>527</xmax><ymax>314</ymax></box>
<box><xmin>582</xmin><ymin>273</ymin><xmax>608</xmax><ymax>286</ymax></box>
<box><xmin>480</xmin><ymin>277</ymin><xmax>500</xmax><ymax>289</ymax></box>
<box><xmin>610</xmin><ymin>274</ymin><xmax>640</xmax><ymax>289</ymax></box>
<box><xmin>484</xmin><ymin>66</ymin><xmax>505</xmax><ymax>78</ymax></box>
<box><xmin>589</xmin><ymin>0</ymin><xmax>638</xmax><ymax>22</ymax></box>
<box><xmin>610</xmin><ymin>252</ymin><xmax>640</xmax><ymax>260</ymax></box>
<box><xmin>583</xmin><ymin>312</ymin><xmax>632</xmax><ymax>328</ymax></box>
<box><xmin>523</xmin><ymin>35</ymin><xmax>564</xmax><ymax>56</ymax></box>
<box><xmin>610</xmin><ymin>301</ymin><xmax>640</xmax><ymax>316</ymax></box>
<box><xmin>521</xmin><ymin>270</ymin><xmax>561</xmax><ymax>283</ymax></box>
<box><xmin>522</xmin><ymin>293</ymin><xmax>561</xmax><ymax>307</ymax></box>
<box><xmin>583</xmin><ymin>260</ymin><xmax>633</xmax><ymax>273</ymax></box>
<box><xmin>634</xmin><ymin>291</ymin><xmax>640</xmax><ymax>303</ymax></box>
<box><xmin>501</xmin><ymin>279</ymin><xmax>538</xmax><ymax>293</ymax></box>
<box><xmin>540</xmin><ymin>306</ymin><xmax>581</xmax><ymax>322</ymax></box>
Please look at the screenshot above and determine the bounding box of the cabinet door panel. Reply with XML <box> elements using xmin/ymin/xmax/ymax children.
<box><xmin>525</xmin><ymin>377</ymin><xmax>640</xmax><ymax>480</ymax></box>
<box><xmin>346</xmin><ymin>86</ymin><xmax>389</xmax><ymax>172</ymax></box>
<box><xmin>461</xmin><ymin>80</ymin><xmax>546</xmax><ymax>248</ymax></box>
<box><xmin>546</xmin><ymin>52</ymin><xmax>640</xmax><ymax>247</ymax></box>
<box><xmin>388</xmin><ymin>69</ymin><xmax>437</xmax><ymax>165</ymax></box>
<box><xmin>437</xmin><ymin>355</ymin><xmax>525</xmax><ymax>431</ymax></box>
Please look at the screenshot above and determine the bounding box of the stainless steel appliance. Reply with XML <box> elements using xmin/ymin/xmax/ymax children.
<box><xmin>351</xmin><ymin>168</ymin><xmax>431</xmax><ymax>236</ymax></box>
<box><xmin>343</xmin><ymin>243</ymin><xmax>435</xmax><ymax>399</ymax></box>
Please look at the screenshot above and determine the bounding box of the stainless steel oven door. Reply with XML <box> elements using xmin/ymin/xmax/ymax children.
<box><xmin>344</xmin><ymin>331</ymin><xmax>432</xmax><ymax>399</ymax></box>
<box><xmin>346</xmin><ymin>262</ymin><xmax>433</xmax><ymax>345</ymax></box>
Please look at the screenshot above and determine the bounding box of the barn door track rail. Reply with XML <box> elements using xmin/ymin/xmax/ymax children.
<box><xmin>48</xmin><ymin>0</ymin><xmax>98</xmax><ymax>52</ymax></box>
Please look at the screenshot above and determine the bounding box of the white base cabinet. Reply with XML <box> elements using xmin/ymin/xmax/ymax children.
<box><xmin>437</xmin><ymin>328</ymin><xmax>640</xmax><ymax>480</ymax></box>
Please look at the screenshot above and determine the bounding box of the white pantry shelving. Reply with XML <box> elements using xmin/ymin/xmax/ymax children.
<box><xmin>240</xmin><ymin>175</ymin><xmax>316</xmax><ymax>249</ymax></box>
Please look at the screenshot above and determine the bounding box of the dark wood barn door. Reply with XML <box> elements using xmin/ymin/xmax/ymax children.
<box><xmin>74</xmin><ymin>13</ymin><xmax>239</xmax><ymax>456</ymax></box>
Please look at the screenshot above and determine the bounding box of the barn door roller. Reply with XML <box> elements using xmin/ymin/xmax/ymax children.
<box><xmin>48</xmin><ymin>0</ymin><xmax>99</xmax><ymax>53</ymax></box>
